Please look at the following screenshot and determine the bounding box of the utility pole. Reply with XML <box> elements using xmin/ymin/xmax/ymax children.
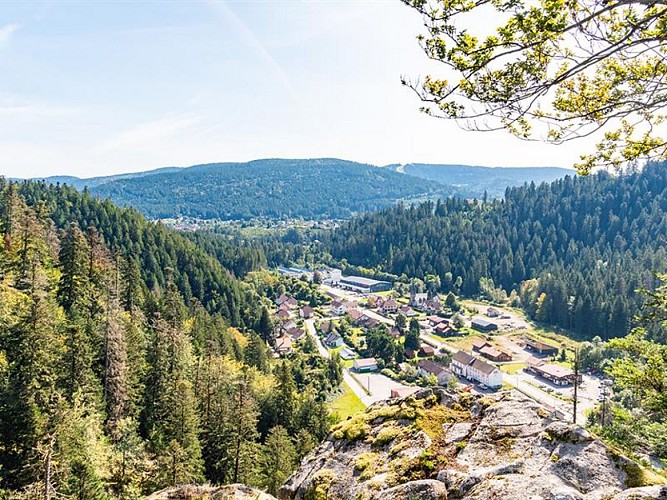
<box><xmin>572</xmin><ymin>348</ymin><xmax>580</xmax><ymax>425</ymax></box>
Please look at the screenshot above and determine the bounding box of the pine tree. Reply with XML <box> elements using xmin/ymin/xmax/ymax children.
<box><xmin>405</xmin><ymin>318</ymin><xmax>421</xmax><ymax>351</ymax></box>
<box><xmin>257</xmin><ymin>306</ymin><xmax>274</xmax><ymax>344</ymax></box>
<box><xmin>245</xmin><ymin>333</ymin><xmax>269</xmax><ymax>373</ymax></box>
<box><xmin>273</xmin><ymin>361</ymin><xmax>297</xmax><ymax>432</ymax></box>
<box><xmin>259</xmin><ymin>426</ymin><xmax>296</xmax><ymax>496</ymax></box>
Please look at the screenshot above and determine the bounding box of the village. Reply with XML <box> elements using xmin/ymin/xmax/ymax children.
<box><xmin>271</xmin><ymin>267</ymin><xmax>602</xmax><ymax>422</ymax></box>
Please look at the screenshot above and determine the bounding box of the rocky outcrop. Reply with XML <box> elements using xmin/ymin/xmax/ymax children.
<box><xmin>146</xmin><ymin>483</ymin><xmax>277</xmax><ymax>499</ymax></box>
<box><xmin>279</xmin><ymin>388</ymin><xmax>666</xmax><ymax>500</ymax></box>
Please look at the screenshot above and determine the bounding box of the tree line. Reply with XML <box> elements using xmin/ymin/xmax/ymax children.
<box><xmin>318</xmin><ymin>164</ymin><xmax>667</xmax><ymax>340</ymax></box>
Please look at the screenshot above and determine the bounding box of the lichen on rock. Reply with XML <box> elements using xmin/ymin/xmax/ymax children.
<box><xmin>279</xmin><ymin>389</ymin><xmax>667</xmax><ymax>500</ymax></box>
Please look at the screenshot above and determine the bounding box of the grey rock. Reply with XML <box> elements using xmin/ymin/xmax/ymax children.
<box><xmin>445</xmin><ymin>422</ymin><xmax>473</xmax><ymax>444</ymax></box>
<box><xmin>279</xmin><ymin>389</ymin><xmax>666</xmax><ymax>500</ymax></box>
<box><xmin>147</xmin><ymin>484</ymin><xmax>277</xmax><ymax>499</ymax></box>
<box><xmin>376</xmin><ymin>479</ymin><xmax>448</xmax><ymax>499</ymax></box>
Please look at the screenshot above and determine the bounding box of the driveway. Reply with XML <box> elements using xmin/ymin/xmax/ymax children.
<box><xmin>347</xmin><ymin>372</ymin><xmax>409</xmax><ymax>406</ymax></box>
<box><xmin>305</xmin><ymin>318</ymin><xmax>410</xmax><ymax>406</ymax></box>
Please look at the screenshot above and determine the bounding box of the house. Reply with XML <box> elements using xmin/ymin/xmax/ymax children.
<box><xmin>339</xmin><ymin>276</ymin><xmax>392</xmax><ymax>293</ymax></box>
<box><xmin>339</xmin><ymin>347</ymin><xmax>357</xmax><ymax>360</ymax></box>
<box><xmin>320</xmin><ymin>320</ymin><xmax>335</xmax><ymax>334</ymax></box>
<box><xmin>428</xmin><ymin>316</ymin><xmax>447</xmax><ymax>327</ymax></box>
<box><xmin>285</xmin><ymin>297</ymin><xmax>299</xmax><ymax>309</ymax></box>
<box><xmin>525</xmin><ymin>356</ymin><xmax>580</xmax><ymax>385</ymax></box>
<box><xmin>433</xmin><ymin>323</ymin><xmax>453</xmax><ymax>336</ymax></box>
<box><xmin>300</xmin><ymin>306</ymin><xmax>315</xmax><ymax>319</ymax></box>
<box><xmin>472</xmin><ymin>339</ymin><xmax>491</xmax><ymax>352</ymax></box>
<box><xmin>417</xmin><ymin>360</ymin><xmax>452</xmax><ymax>386</ymax></box>
<box><xmin>279</xmin><ymin>303</ymin><xmax>291</xmax><ymax>313</ymax></box>
<box><xmin>391</xmin><ymin>386</ymin><xmax>420</xmax><ymax>398</ymax></box>
<box><xmin>399</xmin><ymin>305</ymin><xmax>417</xmax><ymax>317</ymax></box>
<box><xmin>347</xmin><ymin>309</ymin><xmax>363</xmax><ymax>322</ymax></box>
<box><xmin>324</xmin><ymin>332</ymin><xmax>344</xmax><ymax>348</ymax></box>
<box><xmin>381</xmin><ymin>299</ymin><xmax>399</xmax><ymax>314</ymax></box>
<box><xmin>450</xmin><ymin>351</ymin><xmax>476</xmax><ymax>378</ymax></box>
<box><xmin>404</xmin><ymin>348</ymin><xmax>416</xmax><ymax>359</ymax></box>
<box><xmin>322</xmin><ymin>268</ymin><xmax>342</xmax><ymax>285</ymax></box>
<box><xmin>479</xmin><ymin>345</ymin><xmax>512</xmax><ymax>362</ymax></box>
<box><xmin>275</xmin><ymin>336</ymin><xmax>293</xmax><ymax>356</ymax></box>
<box><xmin>287</xmin><ymin>327</ymin><xmax>306</xmax><ymax>342</ymax></box>
<box><xmin>366</xmin><ymin>295</ymin><xmax>380</xmax><ymax>308</ymax></box>
<box><xmin>353</xmin><ymin>358</ymin><xmax>378</xmax><ymax>372</ymax></box>
<box><xmin>389</xmin><ymin>327</ymin><xmax>402</xmax><ymax>339</ymax></box>
<box><xmin>471</xmin><ymin>318</ymin><xmax>499</xmax><ymax>332</ymax></box>
<box><xmin>523</xmin><ymin>338</ymin><xmax>559</xmax><ymax>357</ymax></box>
<box><xmin>276</xmin><ymin>310</ymin><xmax>291</xmax><ymax>321</ymax></box>
<box><xmin>468</xmin><ymin>358</ymin><xmax>503</xmax><ymax>389</ymax></box>
<box><xmin>486</xmin><ymin>307</ymin><xmax>501</xmax><ymax>318</ymax></box>
<box><xmin>281</xmin><ymin>320</ymin><xmax>297</xmax><ymax>332</ymax></box>
<box><xmin>330</xmin><ymin>300</ymin><xmax>348</xmax><ymax>316</ymax></box>
<box><xmin>450</xmin><ymin>351</ymin><xmax>502</xmax><ymax>389</ymax></box>
<box><xmin>409</xmin><ymin>291</ymin><xmax>428</xmax><ymax>308</ymax></box>
<box><xmin>436</xmin><ymin>325</ymin><xmax>463</xmax><ymax>337</ymax></box>
<box><xmin>423</xmin><ymin>295</ymin><xmax>443</xmax><ymax>313</ymax></box>
<box><xmin>419</xmin><ymin>345</ymin><xmax>436</xmax><ymax>357</ymax></box>
<box><xmin>276</xmin><ymin>294</ymin><xmax>290</xmax><ymax>306</ymax></box>
<box><xmin>358</xmin><ymin>315</ymin><xmax>379</xmax><ymax>329</ymax></box>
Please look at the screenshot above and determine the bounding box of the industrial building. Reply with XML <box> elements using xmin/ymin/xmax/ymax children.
<box><xmin>339</xmin><ymin>275</ymin><xmax>392</xmax><ymax>293</ymax></box>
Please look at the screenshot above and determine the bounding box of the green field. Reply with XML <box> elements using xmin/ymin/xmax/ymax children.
<box><xmin>329</xmin><ymin>382</ymin><xmax>366</xmax><ymax>419</ymax></box>
<box><xmin>499</xmin><ymin>362</ymin><xmax>526</xmax><ymax>375</ymax></box>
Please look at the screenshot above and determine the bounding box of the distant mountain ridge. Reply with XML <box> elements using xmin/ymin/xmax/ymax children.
<box><xmin>17</xmin><ymin>158</ymin><xmax>574</xmax><ymax>220</ymax></box>
<box><xmin>28</xmin><ymin>166</ymin><xmax>183</xmax><ymax>190</ymax></box>
<box><xmin>386</xmin><ymin>163</ymin><xmax>574</xmax><ymax>198</ymax></box>
<box><xmin>86</xmin><ymin>158</ymin><xmax>453</xmax><ymax>220</ymax></box>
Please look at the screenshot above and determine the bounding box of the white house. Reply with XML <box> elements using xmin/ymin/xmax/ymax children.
<box><xmin>330</xmin><ymin>300</ymin><xmax>348</xmax><ymax>316</ymax></box>
<box><xmin>381</xmin><ymin>299</ymin><xmax>399</xmax><ymax>314</ymax></box>
<box><xmin>468</xmin><ymin>358</ymin><xmax>503</xmax><ymax>389</ymax></box>
<box><xmin>450</xmin><ymin>351</ymin><xmax>502</xmax><ymax>389</ymax></box>
<box><xmin>324</xmin><ymin>332</ymin><xmax>344</xmax><ymax>348</ymax></box>
<box><xmin>409</xmin><ymin>291</ymin><xmax>428</xmax><ymax>308</ymax></box>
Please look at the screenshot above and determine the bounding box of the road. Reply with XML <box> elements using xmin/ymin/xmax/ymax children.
<box><xmin>419</xmin><ymin>331</ymin><xmax>596</xmax><ymax>423</ymax></box>
<box><xmin>319</xmin><ymin>284</ymin><xmax>599</xmax><ymax>423</ymax></box>
<box><xmin>305</xmin><ymin>318</ymin><xmax>410</xmax><ymax>407</ymax></box>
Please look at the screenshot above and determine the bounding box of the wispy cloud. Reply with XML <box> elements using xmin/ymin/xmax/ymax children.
<box><xmin>206</xmin><ymin>0</ymin><xmax>299</xmax><ymax>104</ymax></box>
<box><xmin>0</xmin><ymin>23</ymin><xmax>21</xmax><ymax>49</ymax></box>
<box><xmin>102</xmin><ymin>114</ymin><xmax>200</xmax><ymax>152</ymax></box>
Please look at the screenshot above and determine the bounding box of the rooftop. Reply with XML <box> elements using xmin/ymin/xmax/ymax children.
<box><xmin>340</xmin><ymin>275</ymin><xmax>392</xmax><ymax>287</ymax></box>
<box><xmin>452</xmin><ymin>351</ymin><xmax>475</xmax><ymax>365</ymax></box>
<box><xmin>418</xmin><ymin>359</ymin><xmax>446</xmax><ymax>375</ymax></box>
<box><xmin>354</xmin><ymin>358</ymin><xmax>378</xmax><ymax>367</ymax></box>
<box><xmin>471</xmin><ymin>358</ymin><xmax>498</xmax><ymax>375</ymax></box>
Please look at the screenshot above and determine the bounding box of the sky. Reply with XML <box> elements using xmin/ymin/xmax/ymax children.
<box><xmin>0</xmin><ymin>0</ymin><xmax>582</xmax><ymax>179</ymax></box>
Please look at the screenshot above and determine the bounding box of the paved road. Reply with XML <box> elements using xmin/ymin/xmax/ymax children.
<box><xmin>305</xmin><ymin>318</ymin><xmax>410</xmax><ymax>407</ymax></box>
<box><xmin>418</xmin><ymin>331</ymin><xmax>596</xmax><ymax>423</ymax></box>
<box><xmin>318</xmin><ymin>285</ymin><xmax>598</xmax><ymax>422</ymax></box>
<box><xmin>359</xmin><ymin>308</ymin><xmax>393</xmax><ymax>325</ymax></box>
<box><xmin>305</xmin><ymin>319</ymin><xmax>330</xmax><ymax>359</ymax></box>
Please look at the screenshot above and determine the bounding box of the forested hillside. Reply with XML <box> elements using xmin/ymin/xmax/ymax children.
<box><xmin>16</xmin><ymin>181</ymin><xmax>255</xmax><ymax>326</ymax></box>
<box><xmin>89</xmin><ymin>158</ymin><xmax>451</xmax><ymax>220</ymax></box>
<box><xmin>0</xmin><ymin>179</ymin><xmax>338</xmax><ymax>498</ymax></box>
<box><xmin>390</xmin><ymin>164</ymin><xmax>573</xmax><ymax>198</ymax></box>
<box><xmin>323</xmin><ymin>163</ymin><xmax>667</xmax><ymax>340</ymax></box>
